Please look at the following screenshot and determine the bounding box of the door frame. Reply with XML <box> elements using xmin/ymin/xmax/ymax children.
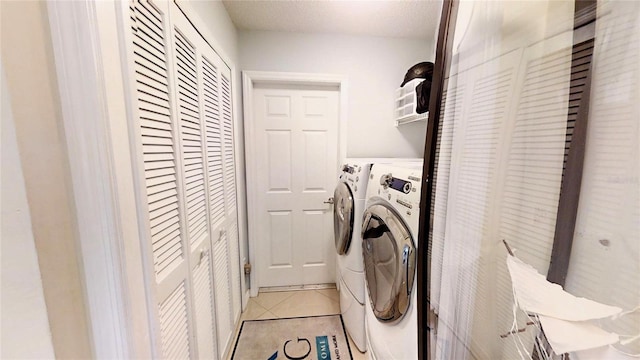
<box><xmin>46</xmin><ymin>0</ymin><xmax>152</xmax><ymax>357</ymax></box>
<box><xmin>242</xmin><ymin>71</ymin><xmax>348</xmax><ymax>297</ymax></box>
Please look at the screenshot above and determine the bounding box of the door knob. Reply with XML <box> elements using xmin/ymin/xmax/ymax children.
<box><xmin>324</xmin><ymin>197</ymin><xmax>334</xmax><ymax>205</ymax></box>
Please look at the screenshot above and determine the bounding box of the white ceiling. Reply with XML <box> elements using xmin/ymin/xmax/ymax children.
<box><xmin>222</xmin><ymin>0</ymin><xmax>443</xmax><ymax>40</ymax></box>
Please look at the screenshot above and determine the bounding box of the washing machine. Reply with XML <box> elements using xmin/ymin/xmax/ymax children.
<box><xmin>333</xmin><ymin>159</ymin><xmax>420</xmax><ymax>353</ymax></box>
<box><xmin>361</xmin><ymin>162</ymin><xmax>423</xmax><ymax>360</ymax></box>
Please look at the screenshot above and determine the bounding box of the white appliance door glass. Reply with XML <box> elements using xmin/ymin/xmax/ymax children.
<box><xmin>333</xmin><ymin>181</ymin><xmax>354</xmax><ymax>255</ymax></box>
<box><xmin>362</xmin><ymin>202</ymin><xmax>416</xmax><ymax>323</ymax></box>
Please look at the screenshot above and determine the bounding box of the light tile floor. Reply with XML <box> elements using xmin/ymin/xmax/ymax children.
<box><xmin>229</xmin><ymin>288</ymin><xmax>366</xmax><ymax>360</ymax></box>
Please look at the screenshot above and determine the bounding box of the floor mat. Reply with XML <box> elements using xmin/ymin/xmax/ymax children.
<box><xmin>231</xmin><ymin>314</ymin><xmax>353</xmax><ymax>360</ymax></box>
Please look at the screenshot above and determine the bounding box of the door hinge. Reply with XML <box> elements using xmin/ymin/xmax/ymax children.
<box><xmin>244</xmin><ymin>262</ymin><xmax>252</xmax><ymax>275</ymax></box>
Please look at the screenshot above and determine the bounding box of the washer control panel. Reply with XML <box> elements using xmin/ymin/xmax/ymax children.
<box><xmin>342</xmin><ymin>164</ymin><xmax>356</xmax><ymax>174</ymax></box>
<box><xmin>340</xmin><ymin>163</ymin><xmax>369</xmax><ymax>185</ymax></box>
<box><xmin>338</xmin><ymin>162</ymin><xmax>377</xmax><ymax>199</ymax></box>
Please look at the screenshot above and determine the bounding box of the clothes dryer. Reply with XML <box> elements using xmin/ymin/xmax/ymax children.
<box><xmin>361</xmin><ymin>162</ymin><xmax>423</xmax><ymax>360</ymax></box>
<box><xmin>333</xmin><ymin>159</ymin><xmax>420</xmax><ymax>353</ymax></box>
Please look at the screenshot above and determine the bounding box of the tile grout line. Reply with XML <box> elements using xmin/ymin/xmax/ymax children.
<box><xmin>314</xmin><ymin>289</ymin><xmax>340</xmax><ymax>303</ymax></box>
<box><xmin>256</xmin><ymin>291</ymin><xmax>299</xmax><ymax>311</ymax></box>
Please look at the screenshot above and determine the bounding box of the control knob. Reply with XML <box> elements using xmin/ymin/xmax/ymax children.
<box><xmin>380</xmin><ymin>173</ymin><xmax>392</xmax><ymax>188</ymax></box>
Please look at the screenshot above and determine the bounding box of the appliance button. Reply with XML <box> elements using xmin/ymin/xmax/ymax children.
<box><xmin>396</xmin><ymin>199</ymin><xmax>413</xmax><ymax>209</ymax></box>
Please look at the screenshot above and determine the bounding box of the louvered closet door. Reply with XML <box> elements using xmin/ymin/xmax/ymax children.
<box><xmin>221</xmin><ymin>69</ymin><xmax>242</xmax><ymax>324</ymax></box>
<box><xmin>203</xmin><ymin>55</ymin><xmax>241</xmax><ymax>359</ymax></box>
<box><xmin>169</xmin><ymin>5</ymin><xmax>219</xmax><ymax>360</ymax></box>
<box><xmin>199</xmin><ymin>53</ymin><xmax>232</xmax><ymax>358</ymax></box>
<box><xmin>128</xmin><ymin>1</ymin><xmax>242</xmax><ymax>358</ymax></box>
<box><xmin>128</xmin><ymin>1</ymin><xmax>194</xmax><ymax>358</ymax></box>
<box><xmin>169</xmin><ymin>3</ymin><xmax>242</xmax><ymax>358</ymax></box>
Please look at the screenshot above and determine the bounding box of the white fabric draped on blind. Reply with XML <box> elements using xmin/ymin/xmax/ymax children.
<box><xmin>430</xmin><ymin>1</ymin><xmax>575</xmax><ymax>359</ymax></box>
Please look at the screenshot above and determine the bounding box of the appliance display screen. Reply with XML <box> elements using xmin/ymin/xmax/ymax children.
<box><xmin>390</xmin><ymin>178</ymin><xmax>410</xmax><ymax>193</ymax></box>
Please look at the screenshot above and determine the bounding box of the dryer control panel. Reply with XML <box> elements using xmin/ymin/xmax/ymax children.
<box><xmin>380</xmin><ymin>174</ymin><xmax>413</xmax><ymax>194</ymax></box>
<box><xmin>390</xmin><ymin>177</ymin><xmax>412</xmax><ymax>194</ymax></box>
<box><xmin>367</xmin><ymin>163</ymin><xmax>423</xmax><ymax>235</ymax></box>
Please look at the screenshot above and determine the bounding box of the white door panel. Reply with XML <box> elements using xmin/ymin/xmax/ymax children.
<box><xmin>253</xmin><ymin>87</ymin><xmax>338</xmax><ymax>287</ymax></box>
<box><xmin>128</xmin><ymin>1</ymin><xmax>194</xmax><ymax>357</ymax></box>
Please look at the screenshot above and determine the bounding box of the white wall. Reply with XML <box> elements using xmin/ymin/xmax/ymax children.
<box><xmin>1</xmin><ymin>64</ymin><xmax>55</xmax><ymax>360</ymax></box>
<box><xmin>0</xmin><ymin>1</ymin><xmax>92</xmax><ymax>357</ymax></box>
<box><xmin>181</xmin><ymin>0</ymin><xmax>238</xmax><ymax>63</ymax></box>
<box><xmin>239</xmin><ymin>31</ymin><xmax>434</xmax><ymax>158</ymax></box>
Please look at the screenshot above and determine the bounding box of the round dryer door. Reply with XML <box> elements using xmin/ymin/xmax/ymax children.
<box><xmin>333</xmin><ymin>182</ymin><xmax>354</xmax><ymax>255</ymax></box>
<box><xmin>361</xmin><ymin>202</ymin><xmax>416</xmax><ymax>322</ymax></box>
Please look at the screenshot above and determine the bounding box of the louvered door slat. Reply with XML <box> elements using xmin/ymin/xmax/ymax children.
<box><xmin>136</xmin><ymin>78</ymin><xmax>169</xmax><ymax>100</ymax></box>
<box><xmin>133</xmin><ymin>37</ymin><xmax>167</xmax><ymax>68</ymax></box>
<box><xmin>134</xmin><ymin>46</ymin><xmax>167</xmax><ymax>76</ymax></box>
<box><xmin>141</xmin><ymin>124</ymin><xmax>172</xmax><ymax>137</ymax></box>
<box><xmin>136</xmin><ymin>68</ymin><xmax>169</xmax><ymax>88</ymax></box>
<box><xmin>152</xmin><ymin>226</ymin><xmax>180</xmax><ymax>250</ymax></box>
<box><xmin>147</xmin><ymin>181</ymin><xmax>176</xmax><ymax>197</ymax></box>
<box><xmin>148</xmin><ymin>195</ymin><xmax>179</xmax><ymax>214</ymax></box>
<box><xmin>145</xmin><ymin>161</ymin><xmax>175</xmax><ymax>173</ymax></box>
<box><xmin>132</xmin><ymin>37</ymin><xmax>167</xmax><ymax>67</ymax></box>
<box><xmin>139</xmin><ymin>99</ymin><xmax>172</xmax><ymax>117</ymax></box>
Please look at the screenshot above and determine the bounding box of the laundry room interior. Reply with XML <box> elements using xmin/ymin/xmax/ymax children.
<box><xmin>1</xmin><ymin>0</ymin><xmax>638</xmax><ymax>360</ymax></box>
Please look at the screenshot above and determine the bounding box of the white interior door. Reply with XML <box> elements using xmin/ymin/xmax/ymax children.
<box><xmin>252</xmin><ymin>84</ymin><xmax>339</xmax><ymax>288</ymax></box>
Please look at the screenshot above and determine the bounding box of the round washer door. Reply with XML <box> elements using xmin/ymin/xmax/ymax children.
<box><xmin>333</xmin><ymin>182</ymin><xmax>354</xmax><ymax>255</ymax></box>
<box><xmin>361</xmin><ymin>202</ymin><xmax>416</xmax><ymax>322</ymax></box>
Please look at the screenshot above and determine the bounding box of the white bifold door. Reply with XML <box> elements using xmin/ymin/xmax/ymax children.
<box><xmin>125</xmin><ymin>1</ymin><xmax>241</xmax><ymax>358</ymax></box>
